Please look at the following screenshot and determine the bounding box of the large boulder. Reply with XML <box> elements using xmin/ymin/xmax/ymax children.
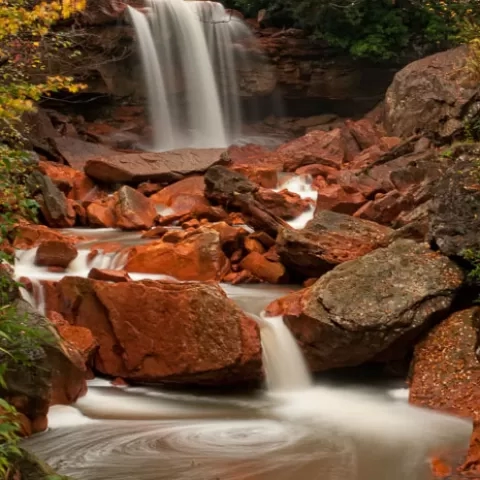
<box><xmin>429</xmin><ymin>145</ymin><xmax>480</xmax><ymax>257</ymax></box>
<box><xmin>1</xmin><ymin>300</ymin><xmax>88</xmax><ymax>434</ymax></box>
<box><xmin>385</xmin><ymin>46</ymin><xmax>480</xmax><ymax>139</ymax></box>
<box><xmin>48</xmin><ymin>278</ymin><xmax>263</xmax><ymax>385</ymax></box>
<box><xmin>266</xmin><ymin>240</ymin><xmax>463</xmax><ymax>371</ymax></box>
<box><xmin>276</xmin><ymin>210</ymin><xmax>392</xmax><ymax>278</ymax></box>
<box><xmin>409</xmin><ymin>308</ymin><xmax>480</xmax><ymax>476</ymax></box>
<box><xmin>85</xmin><ymin>148</ymin><xmax>227</xmax><ymax>184</ymax></box>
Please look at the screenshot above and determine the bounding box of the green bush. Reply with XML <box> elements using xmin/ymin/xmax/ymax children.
<box><xmin>224</xmin><ymin>0</ymin><xmax>480</xmax><ymax>61</ymax></box>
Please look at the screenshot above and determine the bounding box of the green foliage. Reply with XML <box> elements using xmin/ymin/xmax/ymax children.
<box><xmin>0</xmin><ymin>2</ymin><xmax>86</xmax><ymax>479</ymax></box>
<box><xmin>462</xmin><ymin>248</ymin><xmax>480</xmax><ymax>285</ymax></box>
<box><xmin>224</xmin><ymin>0</ymin><xmax>480</xmax><ymax>61</ymax></box>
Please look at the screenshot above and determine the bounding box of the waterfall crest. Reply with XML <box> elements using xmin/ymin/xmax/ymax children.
<box><xmin>129</xmin><ymin>0</ymin><xmax>255</xmax><ymax>151</ymax></box>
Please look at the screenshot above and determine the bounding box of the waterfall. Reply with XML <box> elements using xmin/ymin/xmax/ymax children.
<box><xmin>128</xmin><ymin>0</ymin><xmax>254</xmax><ymax>151</ymax></box>
<box><xmin>256</xmin><ymin>313</ymin><xmax>312</xmax><ymax>392</ymax></box>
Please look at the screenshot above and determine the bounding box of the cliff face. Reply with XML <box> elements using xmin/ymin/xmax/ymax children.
<box><xmin>52</xmin><ymin>0</ymin><xmax>399</xmax><ymax>116</ymax></box>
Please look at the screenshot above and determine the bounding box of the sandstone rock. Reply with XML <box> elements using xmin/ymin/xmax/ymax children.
<box><xmin>277</xmin><ymin>128</ymin><xmax>348</xmax><ymax>170</ymax></box>
<box><xmin>385</xmin><ymin>46</ymin><xmax>480</xmax><ymax>139</ymax></box>
<box><xmin>354</xmin><ymin>190</ymin><xmax>413</xmax><ymax>225</ymax></box>
<box><xmin>276</xmin><ymin>210</ymin><xmax>392</xmax><ymax>278</ymax></box>
<box><xmin>429</xmin><ymin>145</ymin><xmax>480</xmax><ymax>257</ymax></box>
<box><xmin>205</xmin><ymin>166</ymin><xmax>291</xmax><ymax>236</ymax></box>
<box><xmin>344</xmin><ymin>118</ymin><xmax>380</xmax><ymax>150</ymax></box>
<box><xmin>88</xmin><ymin>268</ymin><xmax>131</xmax><ymax>282</ymax></box>
<box><xmin>86</xmin><ymin>196</ymin><xmax>117</xmax><ymax>228</ymax></box>
<box><xmin>51</xmin><ymin>136</ymin><xmax>116</xmax><ymax>171</ymax></box>
<box><xmin>230</xmin><ymin>164</ymin><xmax>278</xmax><ymax>188</ymax></box>
<box><xmin>315</xmin><ymin>184</ymin><xmax>367</xmax><ymax>215</ymax></box>
<box><xmin>240</xmin><ymin>251</ymin><xmax>287</xmax><ymax>284</ymax></box>
<box><xmin>35</xmin><ymin>240</ymin><xmax>78</xmax><ymax>268</ymax></box>
<box><xmin>114</xmin><ymin>186</ymin><xmax>157</xmax><ymax>230</ymax></box>
<box><xmin>125</xmin><ymin>227</ymin><xmax>229</xmax><ymax>281</ymax></box>
<box><xmin>150</xmin><ymin>175</ymin><xmax>206</xmax><ymax>206</ymax></box>
<box><xmin>256</xmin><ymin>188</ymin><xmax>311</xmax><ymax>219</ymax></box>
<box><xmin>85</xmin><ymin>148</ymin><xmax>227</xmax><ymax>184</ymax></box>
<box><xmin>13</xmin><ymin>225</ymin><xmax>83</xmax><ymax>249</ymax></box>
<box><xmin>266</xmin><ymin>240</ymin><xmax>463</xmax><ymax>371</ymax></box>
<box><xmin>39</xmin><ymin>160</ymin><xmax>99</xmax><ymax>203</ymax></box>
<box><xmin>52</xmin><ymin>278</ymin><xmax>263</xmax><ymax>385</ymax></box>
<box><xmin>227</xmin><ymin>144</ymin><xmax>269</xmax><ymax>164</ymax></box>
<box><xmin>409</xmin><ymin>308</ymin><xmax>480</xmax><ymax>475</ymax></box>
<box><xmin>48</xmin><ymin>311</ymin><xmax>98</xmax><ymax>369</ymax></box>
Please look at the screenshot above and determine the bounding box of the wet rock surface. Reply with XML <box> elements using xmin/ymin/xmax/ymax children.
<box><xmin>266</xmin><ymin>240</ymin><xmax>463</xmax><ymax>371</ymax></box>
<box><xmin>46</xmin><ymin>278</ymin><xmax>263</xmax><ymax>385</ymax></box>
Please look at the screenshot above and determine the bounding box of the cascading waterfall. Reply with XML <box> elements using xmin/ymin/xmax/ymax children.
<box><xmin>128</xmin><ymin>0</ymin><xmax>255</xmax><ymax>151</ymax></box>
<box><xmin>255</xmin><ymin>313</ymin><xmax>312</xmax><ymax>392</ymax></box>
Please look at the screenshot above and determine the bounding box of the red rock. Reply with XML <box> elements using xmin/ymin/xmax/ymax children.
<box><xmin>209</xmin><ymin>222</ymin><xmax>247</xmax><ymax>251</ymax></box>
<box><xmin>409</xmin><ymin>308</ymin><xmax>480</xmax><ymax>476</ymax></box>
<box><xmin>51</xmin><ymin>136</ymin><xmax>116</xmax><ymax>171</ymax></box>
<box><xmin>182</xmin><ymin>219</ymin><xmax>200</xmax><ymax>229</ymax></box>
<box><xmin>345</xmin><ymin>118</ymin><xmax>380</xmax><ymax>150</ymax></box>
<box><xmin>38</xmin><ymin>160</ymin><xmax>98</xmax><ymax>202</ymax></box>
<box><xmin>49</xmin><ymin>312</ymin><xmax>98</xmax><ymax>368</ymax></box>
<box><xmin>244</xmin><ymin>237</ymin><xmax>266</xmax><ymax>254</ymax></box>
<box><xmin>114</xmin><ymin>186</ymin><xmax>157</xmax><ymax>230</ymax></box>
<box><xmin>141</xmin><ymin>226</ymin><xmax>168</xmax><ymax>239</ymax></box>
<box><xmin>380</xmin><ymin>136</ymin><xmax>402</xmax><ymax>150</ymax></box>
<box><xmin>150</xmin><ymin>176</ymin><xmax>206</xmax><ymax>206</ymax></box>
<box><xmin>348</xmin><ymin>145</ymin><xmax>384</xmax><ymax>170</ymax></box>
<box><xmin>35</xmin><ymin>240</ymin><xmax>78</xmax><ymax>268</ymax></box>
<box><xmin>88</xmin><ymin>268</ymin><xmax>131</xmax><ymax>282</ymax></box>
<box><xmin>256</xmin><ymin>188</ymin><xmax>311</xmax><ymax>219</ymax></box>
<box><xmin>249</xmin><ymin>231</ymin><xmax>276</xmax><ymax>249</ymax></box>
<box><xmin>125</xmin><ymin>227</ymin><xmax>229</xmax><ymax>281</ymax></box>
<box><xmin>85</xmin><ymin>148</ymin><xmax>226</xmax><ymax>184</ymax></box>
<box><xmin>227</xmin><ymin>144</ymin><xmax>269</xmax><ymax>164</ymax></box>
<box><xmin>335</xmin><ymin>171</ymin><xmax>382</xmax><ymax>198</ymax></box>
<box><xmin>137</xmin><ymin>181</ymin><xmax>163</xmax><ymax>196</ymax></box>
<box><xmin>13</xmin><ymin>225</ymin><xmax>84</xmax><ymax>249</ymax></box>
<box><xmin>277</xmin><ymin>128</ymin><xmax>348</xmax><ymax>171</ymax></box>
<box><xmin>240</xmin><ymin>251</ymin><xmax>287</xmax><ymax>284</ymax></box>
<box><xmin>277</xmin><ymin>210</ymin><xmax>392</xmax><ymax>278</ymax></box>
<box><xmin>353</xmin><ymin>190</ymin><xmax>412</xmax><ymax>225</ymax></box>
<box><xmin>223</xmin><ymin>269</ymin><xmax>261</xmax><ymax>285</ymax></box>
<box><xmin>315</xmin><ymin>184</ymin><xmax>367</xmax><ymax>215</ymax></box>
<box><xmin>295</xmin><ymin>164</ymin><xmax>338</xmax><ymax>178</ymax></box>
<box><xmin>230</xmin><ymin>164</ymin><xmax>278</xmax><ymax>188</ymax></box>
<box><xmin>86</xmin><ymin>197</ymin><xmax>116</xmax><ymax>228</ymax></box>
<box><xmin>53</xmin><ymin>278</ymin><xmax>263</xmax><ymax>385</ymax></box>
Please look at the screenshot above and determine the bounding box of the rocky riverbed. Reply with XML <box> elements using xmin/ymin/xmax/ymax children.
<box><xmin>3</xmin><ymin>30</ymin><xmax>480</xmax><ymax>480</ymax></box>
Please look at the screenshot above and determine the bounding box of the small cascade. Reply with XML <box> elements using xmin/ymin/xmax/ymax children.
<box><xmin>128</xmin><ymin>0</ymin><xmax>260</xmax><ymax>150</ymax></box>
<box><xmin>256</xmin><ymin>313</ymin><xmax>312</xmax><ymax>392</ymax></box>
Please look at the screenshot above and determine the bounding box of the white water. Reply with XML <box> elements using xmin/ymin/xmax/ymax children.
<box><xmin>129</xmin><ymin>0</ymin><xmax>257</xmax><ymax>150</ymax></box>
<box><xmin>276</xmin><ymin>174</ymin><xmax>318</xmax><ymax>229</ymax></box>
<box><xmin>256</xmin><ymin>313</ymin><xmax>312</xmax><ymax>392</ymax></box>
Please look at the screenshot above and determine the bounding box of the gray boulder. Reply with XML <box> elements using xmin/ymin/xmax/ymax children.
<box><xmin>266</xmin><ymin>240</ymin><xmax>464</xmax><ymax>371</ymax></box>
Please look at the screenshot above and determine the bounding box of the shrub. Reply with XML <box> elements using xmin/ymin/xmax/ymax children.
<box><xmin>224</xmin><ymin>0</ymin><xmax>480</xmax><ymax>62</ymax></box>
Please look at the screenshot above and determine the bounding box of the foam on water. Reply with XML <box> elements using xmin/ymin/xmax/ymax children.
<box><xmin>275</xmin><ymin>174</ymin><xmax>318</xmax><ymax>229</ymax></box>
